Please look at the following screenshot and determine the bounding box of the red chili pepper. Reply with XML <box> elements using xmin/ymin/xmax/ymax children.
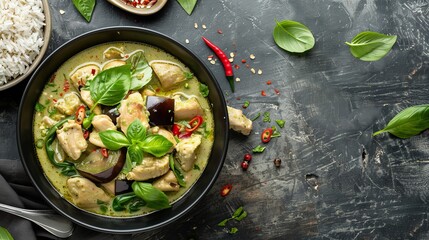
<box><xmin>220</xmin><ymin>184</ymin><xmax>232</xmax><ymax>197</ymax></box>
<box><xmin>101</xmin><ymin>148</ymin><xmax>109</xmax><ymax>158</ymax></box>
<box><xmin>83</xmin><ymin>130</ymin><xmax>90</xmax><ymax>140</ymax></box>
<box><xmin>261</xmin><ymin>128</ymin><xmax>273</xmax><ymax>143</ymax></box>
<box><xmin>75</xmin><ymin>105</ymin><xmax>85</xmax><ymax>125</ymax></box>
<box><xmin>186</xmin><ymin>116</ymin><xmax>203</xmax><ymax>132</ymax></box>
<box><xmin>201</xmin><ymin>36</ymin><xmax>235</xmax><ymax>92</ymax></box>
<box><xmin>172</xmin><ymin>124</ymin><xmax>181</xmax><ymax>136</ymax></box>
<box><xmin>179</xmin><ymin>131</ymin><xmax>192</xmax><ymax>139</ymax></box>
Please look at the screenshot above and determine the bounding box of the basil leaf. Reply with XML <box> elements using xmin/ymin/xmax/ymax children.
<box><xmin>217</xmin><ymin>218</ymin><xmax>231</xmax><ymax>227</ymax></box>
<box><xmin>177</xmin><ymin>0</ymin><xmax>197</xmax><ymax>15</ymax></box>
<box><xmin>140</xmin><ymin>135</ymin><xmax>173</xmax><ymax>157</ymax></box>
<box><xmin>199</xmin><ymin>83</ymin><xmax>209</xmax><ymax>97</ymax></box>
<box><xmin>273</xmin><ymin>20</ymin><xmax>315</xmax><ymax>53</ymax></box>
<box><xmin>127</xmin><ymin>119</ymin><xmax>147</xmax><ymax>143</ymax></box>
<box><xmin>232</xmin><ymin>206</ymin><xmax>243</xmax><ymax>218</ymax></box>
<box><xmin>128</xmin><ymin>197</ymin><xmax>146</xmax><ymax>212</ymax></box>
<box><xmin>373</xmin><ymin>105</ymin><xmax>429</xmax><ymax>138</ymax></box>
<box><xmin>127</xmin><ymin>144</ymin><xmax>144</xmax><ymax>166</ymax></box>
<box><xmin>275</xmin><ymin>119</ymin><xmax>285</xmax><ymax>128</ymax></box>
<box><xmin>345</xmin><ymin>31</ymin><xmax>397</xmax><ymax>61</ymax></box>
<box><xmin>126</xmin><ymin>51</ymin><xmax>153</xmax><ymax>90</ymax></box>
<box><xmin>72</xmin><ymin>0</ymin><xmax>96</xmax><ymax>22</ymax></box>
<box><xmin>235</xmin><ymin>210</ymin><xmax>248</xmax><ymax>221</ymax></box>
<box><xmin>132</xmin><ymin>182</ymin><xmax>171</xmax><ymax>210</ymax></box>
<box><xmin>229</xmin><ymin>227</ymin><xmax>238</xmax><ymax>234</ymax></box>
<box><xmin>112</xmin><ymin>192</ymin><xmax>138</xmax><ymax>211</ymax></box>
<box><xmin>99</xmin><ymin>130</ymin><xmax>131</xmax><ymax>150</ymax></box>
<box><xmin>90</xmin><ymin>64</ymin><xmax>131</xmax><ymax>110</ymax></box>
<box><xmin>35</xmin><ymin>102</ymin><xmax>45</xmax><ymax>112</ymax></box>
<box><xmin>123</xmin><ymin>151</ymin><xmax>133</xmax><ymax>174</ymax></box>
<box><xmin>0</xmin><ymin>227</ymin><xmax>14</xmax><ymax>240</ymax></box>
<box><xmin>252</xmin><ymin>145</ymin><xmax>266</xmax><ymax>153</ymax></box>
<box><xmin>169</xmin><ymin>155</ymin><xmax>186</xmax><ymax>187</ymax></box>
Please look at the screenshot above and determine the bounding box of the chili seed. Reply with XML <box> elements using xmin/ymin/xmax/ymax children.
<box><xmin>230</xmin><ymin>52</ymin><xmax>235</xmax><ymax>58</ymax></box>
<box><xmin>185</xmin><ymin>39</ymin><xmax>190</xmax><ymax>44</ymax></box>
<box><xmin>228</xmin><ymin>58</ymin><xmax>234</xmax><ymax>62</ymax></box>
<box><xmin>194</xmin><ymin>23</ymin><xmax>198</xmax><ymax>29</ymax></box>
<box><xmin>243</xmin><ymin>153</ymin><xmax>252</xmax><ymax>162</ymax></box>
<box><xmin>241</xmin><ymin>161</ymin><xmax>249</xmax><ymax>170</ymax></box>
<box><xmin>257</xmin><ymin>69</ymin><xmax>263</xmax><ymax>75</ymax></box>
<box><xmin>217</xmin><ymin>29</ymin><xmax>223</xmax><ymax>34</ymax></box>
<box><xmin>250</xmin><ymin>68</ymin><xmax>256</xmax><ymax>74</ymax></box>
<box><xmin>250</xmin><ymin>54</ymin><xmax>255</xmax><ymax>59</ymax></box>
<box><xmin>202</xmin><ymin>24</ymin><xmax>207</xmax><ymax>29</ymax></box>
<box><xmin>235</xmin><ymin>77</ymin><xmax>241</xmax><ymax>82</ymax></box>
<box><xmin>274</xmin><ymin>158</ymin><xmax>281</xmax><ymax>167</ymax></box>
<box><xmin>210</xmin><ymin>60</ymin><xmax>216</xmax><ymax>65</ymax></box>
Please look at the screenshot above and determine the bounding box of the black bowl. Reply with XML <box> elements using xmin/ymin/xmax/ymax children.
<box><xmin>18</xmin><ymin>27</ymin><xmax>229</xmax><ymax>233</ymax></box>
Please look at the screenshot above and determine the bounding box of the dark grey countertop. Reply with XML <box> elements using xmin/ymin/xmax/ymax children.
<box><xmin>1</xmin><ymin>0</ymin><xmax>429</xmax><ymax>239</ymax></box>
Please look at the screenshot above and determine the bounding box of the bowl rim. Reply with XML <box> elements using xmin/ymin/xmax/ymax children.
<box><xmin>106</xmin><ymin>0</ymin><xmax>168</xmax><ymax>15</ymax></box>
<box><xmin>18</xmin><ymin>26</ymin><xmax>229</xmax><ymax>233</ymax></box>
<box><xmin>0</xmin><ymin>0</ymin><xmax>52</xmax><ymax>91</ymax></box>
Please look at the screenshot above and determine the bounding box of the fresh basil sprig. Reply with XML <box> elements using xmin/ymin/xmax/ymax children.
<box><xmin>72</xmin><ymin>0</ymin><xmax>96</xmax><ymax>22</ymax></box>
<box><xmin>373</xmin><ymin>105</ymin><xmax>429</xmax><ymax>138</ymax></box>
<box><xmin>177</xmin><ymin>0</ymin><xmax>197</xmax><ymax>15</ymax></box>
<box><xmin>90</xmin><ymin>64</ymin><xmax>131</xmax><ymax>111</ymax></box>
<box><xmin>132</xmin><ymin>182</ymin><xmax>171</xmax><ymax>210</ymax></box>
<box><xmin>345</xmin><ymin>31</ymin><xmax>397</xmax><ymax>61</ymax></box>
<box><xmin>273</xmin><ymin>20</ymin><xmax>315</xmax><ymax>53</ymax></box>
<box><xmin>126</xmin><ymin>51</ymin><xmax>153</xmax><ymax>90</ymax></box>
<box><xmin>99</xmin><ymin>119</ymin><xmax>173</xmax><ymax>173</ymax></box>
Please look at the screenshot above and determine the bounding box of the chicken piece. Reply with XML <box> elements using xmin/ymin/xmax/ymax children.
<box><xmin>117</xmin><ymin>92</ymin><xmax>150</xmax><ymax>133</ymax></box>
<box><xmin>56</xmin><ymin>120</ymin><xmax>87</xmax><ymax>160</ymax></box>
<box><xmin>150</xmin><ymin>127</ymin><xmax>176</xmax><ymax>153</ymax></box>
<box><xmin>103</xmin><ymin>47</ymin><xmax>124</xmax><ymax>60</ymax></box>
<box><xmin>174</xmin><ymin>97</ymin><xmax>204</xmax><ymax>120</ymax></box>
<box><xmin>153</xmin><ymin>171</ymin><xmax>180</xmax><ymax>192</ymax></box>
<box><xmin>80</xmin><ymin>89</ymin><xmax>101</xmax><ymax>114</ymax></box>
<box><xmin>227</xmin><ymin>106</ymin><xmax>253</xmax><ymax>136</ymax></box>
<box><xmin>126</xmin><ymin>155</ymin><xmax>170</xmax><ymax>181</ymax></box>
<box><xmin>151</xmin><ymin>62</ymin><xmax>186</xmax><ymax>90</ymax></box>
<box><xmin>67</xmin><ymin>177</ymin><xmax>110</xmax><ymax>209</ymax></box>
<box><xmin>89</xmin><ymin>115</ymin><xmax>117</xmax><ymax>148</ymax></box>
<box><xmin>142</xmin><ymin>88</ymin><xmax>156</xmax><ymax>97</ymax></box>
<box><xmin>42</xmin><ymin>116</ymin><xmax>57</xmax><ymax>128</ymax></box>
<box><xmin>70</xmin><ymin>64</ymin><xmax>100</xmax><ymax>88</ymax></box>
<box><xmin>54</xmin><ymin>92</ymin><xmax>81</xmax><ymax>115</ymax></box>
<box><xmin>175</xmin><ymin>134</ymin><xmax>202</xmax><ymax>171</ymax></box>
<box><xmin>102</xmin><ymin>60</ymin><xmax>126</xmax><ymax>71</ymax></box>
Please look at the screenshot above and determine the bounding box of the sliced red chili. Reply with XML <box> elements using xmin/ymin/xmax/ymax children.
<box><xmin>179</xmin><ymin>131</ymin><xmax>192</xmax><ymax>139</ymax></box>
<box><xmin>261</xmin><ymin>128</ymin><xmax>273</xmax><ymax>143</ymax></box>
<box><xmin>186</xmin><ymin>116</ymin><xmax>203</xmax><ymax>132</ymax></box>
<box><xmin>220</xmin><ymin>184</ymin><xmax>232</xmax><ymax>197</ymax></box>
<box><xmin>91</xmin><ymin>68</ymin><xmax>96</xmax><ymax>75</ymax></box>
<box><xmin>75</xmin><ymin>105</ymin><xmax>85</xmax><ymax>125</ymax></box>
<box><xmin>172</xmin><ymin>124</ymin><xmax>181</xmax><ymax>136</ymax></box>
<box><xmin>101</xmin><ymin>148</ymin><xmax>109</xmax><ymax>158</ymax></box>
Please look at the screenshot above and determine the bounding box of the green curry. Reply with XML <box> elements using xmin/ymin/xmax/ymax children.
<box><xmin>33</xmin><ymin>42</ymin><xmax>214</xmax><ymax>217</ymax></box>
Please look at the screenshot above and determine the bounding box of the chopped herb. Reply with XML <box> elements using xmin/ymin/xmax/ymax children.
<box><xmin>235</xmin><ymin>210</ymin><xmax>247</xmax><ymax>221</ymax></box>
<box><xmin>275</xmin><ymin>119</ymin><xmax>285</xmax><ymax>128</ymax></box>
<box><xmin>184</xmin><ymin>83</ymin><xmax>190</xmax><ymax>89</ymax></box>
<box><xmin>242</xmin><ymin>100</ymin><xmax>250</xmax><ymax>108</ymax></box>
<box><xmin>271</xmin><ymin>126</ymin><xmax>281</xmax><ymax>138</ymax></box>
<box><xmin>218</xmin><ymin>218</ymin><xmax>230</xmax><ymax>227</ymax></box>
<box><xmin>184</xmin><ymin>72</ymin><xmax>194</xmax><ymax>80</ymax></box>
<box><xmin>193</xmin><ymin>164</ymin><xmax>200</xmax><ymax>170</ymax></box>
<box><xmin>35</xmin><ymin>102</ymin><xmax>46</xmax><ymax>112</ymax></box>
<box><xmin>199</xmin><ymin>83</ymin><xmax>209</xmax><ymax>97</ymax></box>
<box><xmin>251</xmin><ymin>113</ymin><xmax>261</xmax><ymax>121</ymax></box>
<box><xmin>252</xmin><ymin>145</ymin><xmax>266</xmax><ymax>153</ymax></box>
<box><xmin>229</xmin><ymin>227</ymin><xmax>238</xmax><ymax>234</ymax></box>
<box><xmin>51</xmin><ymin>89</ymin><xmax>58</xmax><ymax>93</ymax></box>
<box><xmin>47</xmin><ymin>83</ymin><xmax>56</xmax><ymax>87</ymax></box>
<box><xmin>218</xmin><ymin>206</ymin><xmax>248</xmax><ymax>228</ymax></box>
<box><xmin>97</xmin><ymin>199</ymin><xmax>108</xmax><ymax>213</ymax></box>
<box><xmin>263</xmin><ymin>112</ymin><xmax>271</xmax><ymax>122</ymax></box>
<box><xmin>197</xmin><ymin>122</ymin><xmax>210</xmax><ymax>138</ymax></box>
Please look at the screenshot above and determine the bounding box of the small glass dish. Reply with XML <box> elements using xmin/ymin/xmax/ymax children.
<box><xmin>106</xmin><ymin>0</ymin><xmax>168</xmax><ymax>15</ymax></box>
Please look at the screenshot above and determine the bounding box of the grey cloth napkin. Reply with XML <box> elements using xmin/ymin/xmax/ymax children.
<box><xmin>0</xmin><ymin>159</ymin><xmax>132</xmax><ymax>240</ymax></box>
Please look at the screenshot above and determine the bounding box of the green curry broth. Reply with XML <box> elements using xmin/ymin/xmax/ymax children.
<box><xmin>33</xmin><ymin>42</ymin><xmax>214</xmax><ymax>217</ymax></box>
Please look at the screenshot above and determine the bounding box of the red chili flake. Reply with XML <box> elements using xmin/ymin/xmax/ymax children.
<box><xmin>241</xmin><ymin>161</ymin><xmax>249</xmax><ymax>170</ymax></box>
<box><xmin>245</xmin><ymin>64</ymin><xmax>250</xmax><ymax>68</ymax></box>
<box><xmin>83</xmin><ymin>130</ymin><xmax>90</xmax><ymax>140</ymax></box>
<box><xmin>207</xmin><ymin>55</ymin><xmax>214</xmax><ymax>58</ymax></box>
<box><xmin>63</xmin><ymin>79</ymin><xmax>70</xmax><ymax>92</ymax></box>
<box><xmin>236</xmin><ymin>97</ymin><xmax>241</xmax><ymax>100</ymax></box>
<box><xmin>274</xmin><ymin>88</ymin><xmax>280</xmax><ymax>95</ymax></box>
<box><xmin>266</xmin><ymin>80</ymin><xmax>272</xmax><ymax>85</ymax></box>
<box><xmin>241</xmin><ymin>59</ymin><xmax>247</xmax><ymax>63</ymax></box>
<box><xmin>217</xmin><ymin>28</ymin><xmax>223</xmax><ymax>34</ymax></box>
<box><xmin>155</xmin><ymin>87</ymin><xmax>161</xmax><ymax>92</ymax></box>
<box><xmin>52</xmin><ymin>99</ymin><xmax>57</xmax><ymax>103</ymax></box>
<box><xmin>59</xmin><ymin>93</ymin><xmax>63</xmax><ymax>97</ymax></box>
<box><xmin>261</xmin><ymin>90</ymin><xmax>266</xmax><ymax>96</ymax></box>
<box><xmin>220</xmin><ymin>184</ymin><xmax>232</xmax><ymax>197</ymax></box>
<box><xmin>91</xmin><ymin>69</ymin><xmax>96</xmax><ymax>75</ymax></box>
<box><xmin>124</xmin><ymin>54</ymin><xmax>129</xmax><ymax>58</ymax></box>
<box><xmin>101</xmin><ymin>148</ymin><xmax>109</xmax><ymax>158</ymax></box>
<box><xmin>234</xmin><ymin>64</ymin><xmax>240</xmax><ymax>69</ymax></box>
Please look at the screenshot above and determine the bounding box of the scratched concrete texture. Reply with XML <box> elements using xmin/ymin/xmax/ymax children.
<box><xmin>0</xmin><ymin>0</ymin><xmax>428</xmax><ymax>239</ymax></box>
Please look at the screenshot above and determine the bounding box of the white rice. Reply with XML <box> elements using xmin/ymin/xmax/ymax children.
<box><xmin>0</xmin><ymin>0</ymin><xmax>45</xmax><ymax>85</ymax></box>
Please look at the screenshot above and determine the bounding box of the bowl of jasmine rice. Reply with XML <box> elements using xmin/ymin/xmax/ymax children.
<box><xmin>0</xmin><ymin>0</ymin><xmax>51</xmax><ymax>91</ymax></box>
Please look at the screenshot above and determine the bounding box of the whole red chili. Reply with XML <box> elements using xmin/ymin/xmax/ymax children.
<box><xmin>186</xmin><ymin>115</ymin><xmax>203</xmax><ymax>132</ymax></box>
<box><xmin>101</xmin><ymin>148</ymin><xmax>109</xmax><ymax>158</ymax></box>
<box><xmin>261</xmin><ymin>128</ymin><xmax>273</xmax><ymax>143</ymax></box>
<box><xmin>202</xmin><ymin>36</ymin><xmax>235</xmax><ymax>92</ymax></box>
<box><xmin>220</xmin><ymin>184</ymin><xmax>232</xmax><ymax>197</ymax></box>
<box><xmin>75</xmin><ymin>105</ymin><xmax>85</xmax><ymax>125</ymax></box>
